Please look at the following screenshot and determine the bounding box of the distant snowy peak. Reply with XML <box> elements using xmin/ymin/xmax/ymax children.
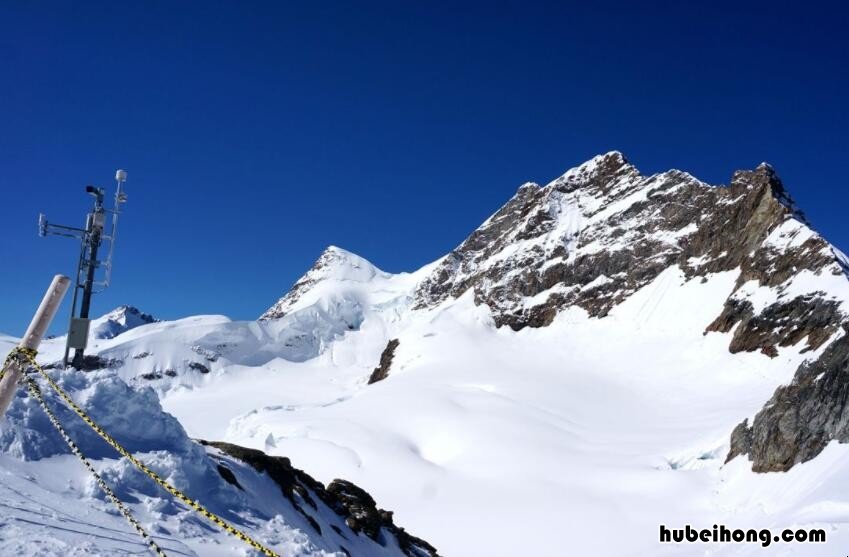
<box><xmin>90</xmin><ymin>305</ymin><xmax>157</xmax><ymax>339</ymax></box>
<box><xmin>260</xmin><ymin>246</ymin><xmax>390</xmax><ymax>320</ymax></box>
<box><xmin>309</xmin><ymin>245</ymin><xmax>387</xmax><ymax>283</ymax></box>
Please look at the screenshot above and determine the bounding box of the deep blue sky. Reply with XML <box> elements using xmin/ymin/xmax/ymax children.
<box><xmin>1</xmin><ymin>1</ymin><xmax>847</xmax><ymax>334</ymax></box>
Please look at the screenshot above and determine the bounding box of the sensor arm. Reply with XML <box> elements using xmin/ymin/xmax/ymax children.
<box><xmin>43</xmin><ymin>222</ymin><xmax>87</xmax><ymax>238</ymax></box>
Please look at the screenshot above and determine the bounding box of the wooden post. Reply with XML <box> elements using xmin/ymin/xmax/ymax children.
<box><xmin>0</xmin><ymin>275</ymin><xmax>70</xmax><ymax>417</ymax></box>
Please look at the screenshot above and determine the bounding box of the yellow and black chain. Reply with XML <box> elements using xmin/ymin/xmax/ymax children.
<box><xmin>20</xmin><ymin>372</ymin><xmax>168</xmax><ymax>557</ymax></box>
<box><xmin>16</xmin><ymin>348</ymin><xmax>281</xmax><ymax>557</ymax></box>
<box><xmin>0</xmin><ymin>346</ymin><xmax>37</xmax><ymax>383</ymax></box>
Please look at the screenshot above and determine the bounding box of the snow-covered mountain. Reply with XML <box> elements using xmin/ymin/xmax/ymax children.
<box><xmin>412</xmin><ymin>151</ymin><xmax>849</xmax><ymax>472</ymax></box>
<box><xmin>90</xmin><ymin>305</ymin><xmax>158</xmax><ymax>340</ymax></box>
<box><xmin>2</xmin><ymin>152</ymin><xmax>849</xmax><ymax>556</ymax></box>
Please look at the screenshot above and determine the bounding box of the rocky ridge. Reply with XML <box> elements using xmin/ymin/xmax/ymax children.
<box><xmin>203</xmin><ymin>441</ymin><xmax>439</xmax><ymax>557</ymax></box>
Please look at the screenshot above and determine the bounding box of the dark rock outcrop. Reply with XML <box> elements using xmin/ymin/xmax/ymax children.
<box><xmin>368</xmin><ymin>339</ymin><xmax>400</xmax><ymax>384</ymax></box>
<box><xmin>215</xmin><ymin>464</ymin><xmax>243</xmax><ymax>490</ymax></box>
<box><xmin>325</xmin><ymin>479</ymin><xmax>438</xmax><ymax>557</ymax></box>
<box><xmin>727</xmin><ymin>331</ymin><xmax>849</xmax><ymax>471</ymax></box>
<box><xmin>706</xmin><ymin>295</ymin><xmax>843</xmax><ymax>357</ymax></box>
<box><xmin>187</xmin><ymin>361</ymin><xmax>211</xmax><ymax>374</ymax></box>
<box><xmin>202</xmin><ymin>441</ymin><xmax>439</xmax><ymax>557</ymax></box>
<box><xmin>73</xmin><ymin>354</ymin><xmax>124</xmax><ymax>371</ymax></box>
<box><xmin>140</xmin><ymin>368</ymin><xmax>177</xmax><ymax>380</ymax></box>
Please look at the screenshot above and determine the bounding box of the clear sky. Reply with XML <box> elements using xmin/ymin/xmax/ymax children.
<box><xmin>1</xmin><ymin>1</ymin><xmax>846</xmax><ymax>335</ymax></box>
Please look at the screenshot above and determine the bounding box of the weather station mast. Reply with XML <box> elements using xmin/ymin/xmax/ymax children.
<box><xmin>38</xmin><ymin>169</ymin><xmax>129</xmax><ymax>368</ymax></box>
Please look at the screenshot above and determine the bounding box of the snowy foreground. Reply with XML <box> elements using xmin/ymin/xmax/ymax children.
<box><xmin>3</xmin><ymin>153</ymin><xmax>849</xmax><ymax>556</ymax></box>
<box><xmin>0</xmin><ymin>324</ymin><xmax>430</xmax><ymax>557</ymax></box>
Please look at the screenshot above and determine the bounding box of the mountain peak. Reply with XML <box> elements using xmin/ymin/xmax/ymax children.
<box><xmin>309</xmin><ymin>245</ymin><xmax>383</xmax><ymax>283</ymax></box>
<box><xmin>91</xmin><ymin>305</ymin><xmax>157</xmax><ymax>339</ymax></box>
<box><xmin>105</xmin><ymin>305</ymin><xmax>155</xmax><ymax>322</ymax></box>
<box><xmin>260</xmin><ymin>246</ymin><xmax>387</xmax><ymax>320</ymax></box>
<box><xmin>515</xmin><ymin>181</ymin><xmax>540</xmax><ymax>194</ymax></box>
<box><xmin>731</xmin><ymin>160</ymin><xmax>780</xmax><ymax>185</ymax></box>
<box><xmin>731</xmin><ymin>161</ymin><xmax>802</xmax><ymax>219</ymax></box>
<box><xmin>321</xmin><ymin>244</ymin><xmax>353</xmax><ymax>257</ymax></box>
<box><xmin>546</xmin><ymin>151</ymin><xmax>639</xmax><ymax>193</ymax></box>
<box><xmin>580</xmin><ymin>149</ymin><xmax>629</xmax><ymax>167</ymax></box>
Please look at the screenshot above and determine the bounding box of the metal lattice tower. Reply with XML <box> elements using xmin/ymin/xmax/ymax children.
<box><xmin>38</xmin><ymin>169</ymin><xmax>129</xmax><ymax>368</ymax></box>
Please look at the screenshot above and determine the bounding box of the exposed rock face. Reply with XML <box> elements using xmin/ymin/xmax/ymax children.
<box><xmin>727</xmin><ymin>329</ymin><xmax>849</xmax><ymax>472</ymax></box>
<box><xmin>203</xmin><ymin>441</ymin><xmax>439</xmax><ymax>557</ymax></box>
<box><xmin>368</xmin><ymin>339</ymin><xmax>400</xmax><ymax>384</ymax></box>
<box><xmin>414</xmin><ymin>154</ymin><xmax>842</xmax><ymax>333</ymax></box>
<box><xmin>706</xmin><ymin>295</ymin><xmax>844</xmax><ymax>357</ymax></box>
<box><xmin>325</xmin><ymin>478</ymin><xmax>440</xmax><ymax>557</ymax></box>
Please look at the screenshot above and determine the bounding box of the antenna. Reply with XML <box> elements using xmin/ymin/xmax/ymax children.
<box><xmin>38</xmin><ymin>169</ymin><xmax>129</xmax><ymax>368</ymax></box>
